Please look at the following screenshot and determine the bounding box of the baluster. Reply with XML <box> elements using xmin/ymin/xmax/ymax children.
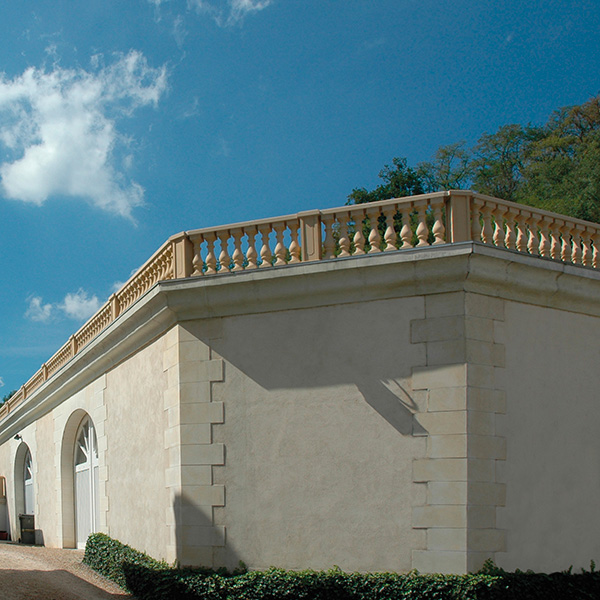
<box><xmin>592</xmin><ymin>233</ymin><xmax>600</xmax><ymax>269</ymax></box>
<box><xmin>515</xmin><ymin>213</ymin><xmax>528</xmax><ymax>253</ymax></box>
<box><xmin>258</xmin><ymin>225</ymin><xmax>273</xmax><ymax>267</ymax></box>
<box><xmin>504</xmin><ymin>209</ymin><xmax>517</xmax><ymax>250</ymax></box>
<box><xmin>163</xmin><ymin>253</ymin><xmax>170</xmax><ymax>279</ymax></box>
<box><xmin>560</xmin><ymin>224</ymin><xmax>571</xmax><ymax>263</ymax></box>
<box><xmin>192</xmin><ymin>236</ymin><xmax>204</xmax><ymax>276</ymax></box>
<box><xmin>321</xmin><ymin>214</ymin><xmax>336</xmax><ymax>259</ymax></box>
<box><xmin>550</xmin><ymin>220</ymin><xmax>561</xmax><ymax>260</ymax></box>
<box><xmin>205</xmin><ymin>234</ymin><xmax>217</xmax><ymax>275</ymax></box>
<box><xmin>571</xmin><ymin>227</ymin><xmax>582</xmax><ymax>264</ymax></box>
<box><xmin>338</xmin><ymin>213</ymin><xmax>351</xmax><ymax>257</ymax></box>
<box><xmin>539</xmin><ymin>219</ymin><xmax>551</xmax><ymax>258</ymax></box>
<box><xmin>415</xmin><ymin>204</ymin><xmax>429</xmax><ymax>247</ymax></box>
<box><xmin>273</xmin><ymin>222</ymin><xmax>287</xmax><ymax>266</ymax></box>
<box><xmin>367</xmin><ymin>209</ymin><xmax>381</xmax><ymax>253</ymax></box>
<box><xmin>353</xmin><ymin>211</ymin><xmax>366</xmax><ymax>255</ymax></box>
<box><xmin>471</xmin><ymin>200</ymin><xmax>482</xmax><ymax>242</ymax></box>
<box><xmin>400</xmin><ymin>205</ymin><xmax>413</xmax><ymax>249</ymax></box>
<box><xmin>527</xmin><ymin>215</ymin><xmax>540</xmax><ymax>255</ymax></box>
<box><xmin>231</xmin><ymin>229</ymin><xmax>244</xmax><ymax>271</ymax></box>
<box><xmin>217</xmin><ymin>231</ymin><xmax>231</xmax><ymax>272</ymax></box>
<box><xmin>480</xmin><ymin>205</ymin><xmax>494</xmax><ymax>245</ymax></box>
<box><xmin>431</xmin><ymin>200</ymin><xmax>445</xmax><ymax>245</ymax></box>
<box><xmin>581</xmin><ymin>229</ymin><xmax>592</xmax><ymax>267</ymax></box>
<box><xmin>288</xmin><ymin>223</ymin><xmax>301</xmax><ymax>263</ymax></box>
<box><xmin>383</xmin><ymin>207</ymin><xmax>397</xmax><ymax>251</ymax></box>
<box><xmin>246</xmin><ymin>227</ymin><xmax>258</xmax><ymax>269</ymax></box>
<box><xmin>492</xmin><ymin>205</ymin><xmax>506</xmax><ymax>247</ymax></box>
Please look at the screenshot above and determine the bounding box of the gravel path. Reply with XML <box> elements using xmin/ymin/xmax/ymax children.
<box><xmin>0</xmin><ymin>542</ymin><xmax>134</xmax><ymax>600</ymax></box>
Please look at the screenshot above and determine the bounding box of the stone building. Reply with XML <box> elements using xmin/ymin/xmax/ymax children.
<box><xmin>0</xmin><ymin>190</ymin><xmax>599</xmax><ymax>574</ymax></box>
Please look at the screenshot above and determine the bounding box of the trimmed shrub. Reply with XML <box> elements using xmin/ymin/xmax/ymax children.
<box><xmin>84</xmin><ymin>533</ymin><xmax>600</xmax><ymax>600</ymax></box>
<box><xmin>83</xmin><ymin>532</ymin><xmax>169</xmax><ymax>589</ymax></box>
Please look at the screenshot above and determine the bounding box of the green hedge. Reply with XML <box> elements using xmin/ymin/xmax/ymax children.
<box><xmin>84</xmin><ymin>533</ymin><xmax>600</xmax><ymax>600</ymax></box>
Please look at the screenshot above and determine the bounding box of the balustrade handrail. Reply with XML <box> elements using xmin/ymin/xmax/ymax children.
<box><xmin>2</xmin><ymin>189</ymin><xmax>600</xmax><ymax>421</ymax></box>
<box><xmin>184</xmin><ymin>211</ymin><xmax>301</xmax><ymax>238</ymax></box>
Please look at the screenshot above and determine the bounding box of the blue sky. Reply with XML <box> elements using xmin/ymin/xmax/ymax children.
<box><xmin>1</xmin><ymin>0</ymin><xmax>599</xmax><ymax>393</ymax></box>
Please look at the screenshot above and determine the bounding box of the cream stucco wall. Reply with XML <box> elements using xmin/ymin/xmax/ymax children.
<box><xmin>0</xmin><ymin>335</ymin><xmax>171</xmax><ymax>554</ymax></box>
<box><xmin>197</xmin><ymin>296</ymin><xmax>429</xmax><ymax>572</ymax></box>
<box><xmin>104</xmin><ymin>334</ymin><xmax>170</xmax><ymax>560</ymax></box>
<box><xmin>497</xmin><ymin>301</ymin><xmax>600</xmax><ymax>572</ymax></box>
<box><xmin>33</xmin><ymin>412</ymin><xmax>57</xmax><ymax>546</ymax></box>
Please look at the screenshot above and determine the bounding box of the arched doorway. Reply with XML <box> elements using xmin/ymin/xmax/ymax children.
<box><xmin>74</xmin><ymin>416</ymin><xmax>99</xmax><ymax>549</ymax></box>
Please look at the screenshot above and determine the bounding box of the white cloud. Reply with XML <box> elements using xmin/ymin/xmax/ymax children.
<box><xmin>0</xmin><ymin>51</ymin><xmax>167</xmax><ymax>219</ymax></box>
<box><xmin>229</xmin><ymin>0</ymin><xmax>273</xmax><ymax>22</ymax></box>
<box><xmin>25</xmin><ymin>296</ymin><xmax>54</xmax><ymax>322</ymax></box>
<box><xmin>25</xmin><ymin>289</ymin><xmax>101</xmax><ymax>323</ymax></box>
<box><xmin>148</xmin><ymin>0</ymin><xmax>167</xmax><ymax>22</ymax></box>
<box><xmin>60</xmin><ymin>289</ymin><xmax>101</xmax><ymax>321</ymax></box>
<box><xmin>173</xmin><ymin>15</ymin><xmax>188</xmax><ymax>49</ymax></box>
<box><xmin>189</xmin><ymin>0</ymin><xmax>274</xmax><ymax>26</ymax></box>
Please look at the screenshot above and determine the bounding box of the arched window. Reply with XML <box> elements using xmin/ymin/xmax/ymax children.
<box><xmin>23</xmin><ymin>449</ymin><xmax>34</xmax><ymax>515</ymax></box>
<box><xmin>74</xmin><ymin>416</ymin><xmax>99</xmax><ymax>549</ymax></box>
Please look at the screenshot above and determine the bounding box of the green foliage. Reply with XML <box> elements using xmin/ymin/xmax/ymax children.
<box><xmin>83</xmin><ymin>532</ymin><xmax>170</xmax><ymax>589</ymax></box>
<box><xmin>84</xmin><ymin>533</ymin><xmax>245</xmax><ymax>598</ymax></box>
<box><xmin>347</xmin><ymin>157</ymin><xmax>425</xmax><ymax>205</ymax></box>
<box><xmin>472</xmin><ymin>124</ymin><xmax>538</xmax><ymax>202</ymax></box>
<box><xmin>347</xmin><ymin>95</ymin><xmax>600</xmax><ymax>224</ymax></box>
<box><xmin>418</xmin><ymin>141</ymin><xmax>474</xmax><ymax>192</ymax></box>
<box><xmin>0</xmin><ymin>390</ymin><xmax>16</xmax><ymax>406</ymax></box>
<box><xmin>84</xmin><ymin>534</ymin><xmax>600</xmax><ymax>600</ymax></box>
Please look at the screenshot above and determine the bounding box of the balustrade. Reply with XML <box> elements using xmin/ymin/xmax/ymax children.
<box><xmin>187</xmin><ymin>216</ymin><xmax>302</xmax><ymax>275</ymax></box>
<box><xmin>468</xmin><ymin>195</ymin><xmax>600</xmax><ymax>270</ymax></box>
<box><xmin>46</xmin><ymin>343</ymin><xmax>72</xmax><ymax>378</ymax></box>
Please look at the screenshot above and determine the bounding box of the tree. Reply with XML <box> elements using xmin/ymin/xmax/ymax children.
<box><xmin>519</xmin><ymin>96</ymin><xmax>600</xmax><ymax>221</ymax></box>
<box><xmin>418</xmin><ymin>141</ymin><xmax>474</xmax><ymax>192</ymax></box>
<box><xmin>346</xmin><ymin>94</ymin><xmax>600</xmax><ymax>225</ymax></box>
<box><xmin>346</xmin><ymin>157</ymin><xmax>425</xmax><ymax>205</ymax></box>
<box><xmin>471</xmin><ymin>124</ymin><xmax>537</xmax><ymax>202</ymax></box>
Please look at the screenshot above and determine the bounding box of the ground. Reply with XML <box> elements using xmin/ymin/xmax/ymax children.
<box><xmin>0</xmin><ymin>543</ymin><xmax>132</xmax><ymax>599</ymax></box>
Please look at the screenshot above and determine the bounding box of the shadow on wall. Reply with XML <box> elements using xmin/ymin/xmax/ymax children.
<box><xmin>0</xmin><ymin>569</ymin><xmax>125</xmax><ymax>599</ymax></box>
<box><xmin>173</xmin><ymin>493</ymin><xmax>241</xmax><ymax>570</ymax></box>
<box><xmin>356</xmin><ymin>379</ymin><xmax>426</xmax><ymax>436</ymax></box>
<box><xmin>195</xmin><ymin>300</ymin><xmax>429</xmax><ymax>437</ymax></box>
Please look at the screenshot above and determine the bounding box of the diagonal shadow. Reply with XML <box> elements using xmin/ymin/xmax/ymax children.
<box><xmin>192</xmin><ymin>298</ymin><xmax>430</xmax><ymax>438</ymax></box>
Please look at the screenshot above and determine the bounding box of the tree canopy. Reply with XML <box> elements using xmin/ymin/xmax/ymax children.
<box><xmin>347</xmin><ymin>95</ymin><xmax>600</xmax><ymax>223</ymax></box>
